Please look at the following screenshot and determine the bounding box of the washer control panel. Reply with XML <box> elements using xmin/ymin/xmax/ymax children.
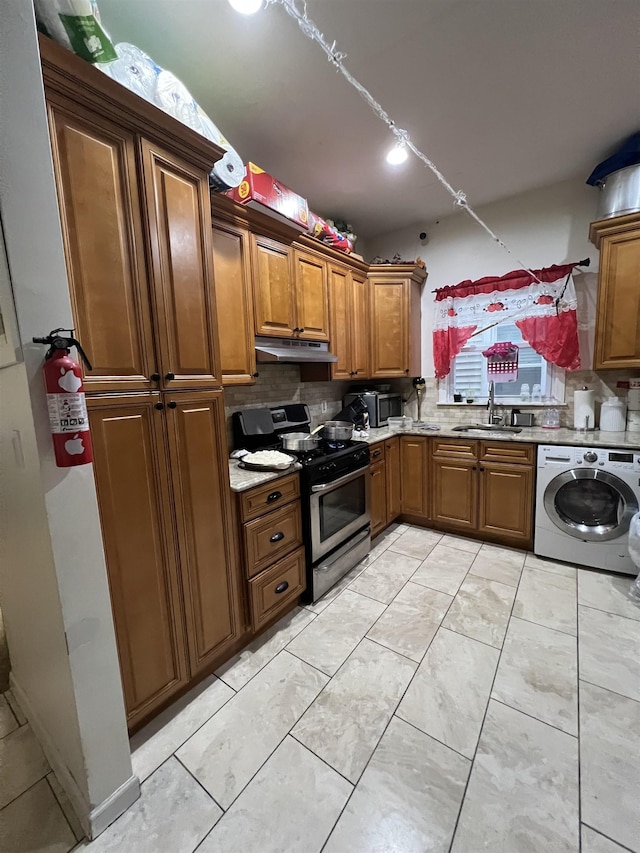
<box><xmin>538</xmin><ymin>445</ymin><xmax>640</xmax><ymax>471</ymax></box>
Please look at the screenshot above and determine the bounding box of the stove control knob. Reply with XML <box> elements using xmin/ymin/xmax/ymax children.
<box><xmin>583</xmin><ymin>451</ymin><xmax>598</xmax><ymax>463</ymax></box>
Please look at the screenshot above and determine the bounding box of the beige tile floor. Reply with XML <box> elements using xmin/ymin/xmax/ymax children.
<box><xmin>2</xmin><ymin>523</ymin><xmax>639</xmax><ymax>853</ymax></box>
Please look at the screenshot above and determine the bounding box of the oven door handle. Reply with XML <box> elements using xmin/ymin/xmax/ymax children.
<box><xmin>310</xmin><ymin>464</ymin><xmax>370</xmax><ymax>493</ymax></box>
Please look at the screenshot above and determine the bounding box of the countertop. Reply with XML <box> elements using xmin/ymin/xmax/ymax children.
<box><xmin>229</xmin><ymin>459</ymin><xmax>301</xmax><ymax>493</ymax></box>
<box><xmin>228</xmin><ymin>425</ymin><xmax>640</xmax><ymax>492</ymax></box>
<box><xmin>360</xmin><ymin>424</ymin><xmax>640</xmax><ymax>450</ymax></box>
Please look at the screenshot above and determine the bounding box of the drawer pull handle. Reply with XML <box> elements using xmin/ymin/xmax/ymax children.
<box><xmin>270</xmin><ymin>531</ymin><xmax>285</xmax><ymax>543</ymax></box>
<box><xmin>372</xmin><ymin>450</ymin><xmax>381</xmax><ymax>458</ymax></box>
<box><xmin>275</xmin><ymin>581</ymin><xmax>289</xmax><ymax>594</ymax></box>
<box><xmin>267</xmin><ymin>491</ymin><xmax>282</xmax><ymax>503</ymax></box>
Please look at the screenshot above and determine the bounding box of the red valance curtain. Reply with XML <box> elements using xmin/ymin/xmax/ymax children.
<box><xmin>432</xmin><ymin>263</ymin><xmax>582</xmax><ymax>379</ymax></box>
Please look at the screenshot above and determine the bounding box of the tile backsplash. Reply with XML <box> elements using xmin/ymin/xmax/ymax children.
<box><xmin>223</xmin><ymin>364</ymin><xmax>639</xmax><ymax>448</ymax></box>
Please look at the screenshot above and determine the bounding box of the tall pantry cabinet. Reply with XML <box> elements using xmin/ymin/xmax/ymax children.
<box><xmin>41</xmin><ymin>35</ymin><xmax>243</xmax><ymax>729</ymax></box>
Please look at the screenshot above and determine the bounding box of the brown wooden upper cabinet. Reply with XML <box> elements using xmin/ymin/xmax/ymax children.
<box><xmin>211</xmin><ymin>218</ymin><xmax>257</xmax><ymax>385</ymax></box>
<box><xmin>47</xmin><ymin>102</ymin><xmax>156</xmax><ymax>394</ymax></box>
<box><xmin>47</xmin><ymin>103</ymin><xmax>222</xmax><ymax>392</ymax></box>
<box><xmin>293</xmin><ymin>249</ymin><xmax>329</xmax><ymax>340</ymax></box>
<box><xmin>590</xmin><ymin>213</ymin><xmax>640</xmax><ymax>369</ymax></box>
<box><xmin>368</xmin><ymin>265</ymin><xmax>427</xmax><ymax>378</ymax></box>
<box><xmin>139</xmin><ymin>141</ymin><xmax>222</xmax><ymax>389</ymax></box>
<box><xmin>327</xmin><ymin>263</ymin><xmax>370</xmax><ymax>379</ymax></box>
<box><xmin>252</xmin><ymin>234</ymin><xmax>296</xmax><ymax>337</ymax></box>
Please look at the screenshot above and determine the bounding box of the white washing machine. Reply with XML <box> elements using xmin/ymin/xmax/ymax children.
<box><xmin>535</xmin><ymin>444</ymin><xmax>640</xmax><ymax>574</ymax></box>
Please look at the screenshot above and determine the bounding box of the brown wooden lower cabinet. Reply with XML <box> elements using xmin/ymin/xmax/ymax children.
<box><xmin>478</xmin><ymin>462</ymin><xmax>534</xmax><ymax>543</ymax></box>
<box><xmin>385</xmin><ymin>437</ymin><xmax>401</xmax><ymax>522</ymax></box>
<box><xmin>370</xmin><ymin>459</ymin><xmax>387</xmax><ymax>538</ymax></box>
<box><xmin>400</xmin><ymin>436</ymin><xmax>429</xmax><ymax>517</ymax></box>
<box><xmin>431</xmin><ymin>457</ymin><xmax>476</xmax><ymax>531</ymax></box>
<box><xmin>165</xmin><ymin>391</ymin><xmax>243</xmax><ymax>676</ymax></box>
<box><xmin>429</xmin><ymin>439</ymin><xmax>534</xmax><ymax>547</ymax></box>
<box><xmin>89</xmin><ymin>391</ymin><xmax>243</xmax><ymax>729</ymax></box>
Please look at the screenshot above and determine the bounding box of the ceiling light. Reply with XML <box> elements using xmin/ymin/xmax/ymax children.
<box><xmin>386</xmin><ymin>143</ymin><xmax>408</xmax><ymax>166</ymax></box>
<box><xmin>228</xmin><ymin>0</ymin><xmax>263</xmax><ymax>14</ymax></box>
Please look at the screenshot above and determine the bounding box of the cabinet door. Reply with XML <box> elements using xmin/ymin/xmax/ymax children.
<box><xmin>88</xmin><ymin>395</ymin><xmax>188</xmax><ymax>728</ymax></box>
<box><xmin>294</xmin><ymin>250</ymin><xmax>329</xmax><ymax>340</ymax></box>
<box><xmin>140</xmin><ymin>140</ymin><xmax>221</xmax><ymax>389</ymax></box>
<box><xmin>400</xmin><ymin>436</ymin><xmax>428</xmax><ymax>517</ymax></box>
<box><xmin>594</xmin><ymin>228</ymin><xmax>640</xmax><ymax>368</ymax></box>
<box><xmin>252</xmin><ymin>235</ymin><xmax>296</xmax><ymax>337</ymax></box>
<box><xmin>47</xmin><ymin>103</ymin><xmax>156</xmax><ymax>393</ymax></box>
<box><xmin>211</xmin><ymin>220</ymin><xmax>257</xmax><ymax>385</ymax></box>
<box><xmin>385</xmin><ymin>437</ymin><xmax>401</xmax><ymax>522</ymax></box>
<box><xmin>328</xmin><ymin>264</ymin><xmax>352</xmax><ymax>380</ymax></box>
<box><xmin>370</xmin><ymin>459</ymin><xmax>387</xmax><ymax>538</ymax></box>
<box><xmin>369</xmin><ymin>278</ymin><xmax>409</xmax><ymax>377</ymax></box>
<box><xmin>431</xmin><ymin>458</ymin><xmax>477</xmax><ymax>531</ymax></box>
<box><xmin>165</xmin><ymin>390</ymin><xmax>243</xmax><ymax>675</ymax></box>
<box><xmin>478</xmin><ymin>462</ymin><xmax>533</xmax><ymax>544</ymax></box>
<box><xmin>350</xmin><ymin>271</ymin><xmax>370</xmax><ymax>378</ymax></box>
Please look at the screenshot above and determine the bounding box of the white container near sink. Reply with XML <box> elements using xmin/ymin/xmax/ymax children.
<box><xmin>600</xmin><ymin>397</ymin><xmax>627</xmax><ymax>432</ymax></box>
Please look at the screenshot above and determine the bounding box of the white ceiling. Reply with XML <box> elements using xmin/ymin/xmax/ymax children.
<box><xmin>98</xmin><ymin>0</ymin><xmax>639</xmax><ymax>240</ymax></box>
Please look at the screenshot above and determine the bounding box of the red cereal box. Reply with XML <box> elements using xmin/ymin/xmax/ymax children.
<box><xmin>225</xmin><ymin>163</ymin><xmax>309</xmax><ymax>230</ymax></box>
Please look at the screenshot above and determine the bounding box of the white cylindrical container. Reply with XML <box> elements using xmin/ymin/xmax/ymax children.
<box><xmin>573</xmin><ymin>388</ymin><xmax>595</xmax><ymax>430</ymax></box>
<box><xmin>627</xmin><ymin>411</ymin><xmax>640</xmax><ymax>432</ymax></box>
<box><xmin>628</xmin><ymin>389</ymin><xmax>640</xmax><ymax>411</ymax></box>
<box><xmin>600</xmin><ymin>397</ymin><xmax>627</xmax><ymax>432</ymax></box>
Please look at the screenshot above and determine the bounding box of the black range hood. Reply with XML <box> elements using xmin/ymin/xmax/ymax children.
<box><xmin>255</xmin><ymin>336</ymin><xmax>338</xmax><ymax>364</ymax></box>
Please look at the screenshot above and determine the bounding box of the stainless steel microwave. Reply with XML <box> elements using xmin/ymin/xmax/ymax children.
<box><xmin>343</xmin><ymin>392</ymin><xmax>403</xmax><ymax>428</ymax></box>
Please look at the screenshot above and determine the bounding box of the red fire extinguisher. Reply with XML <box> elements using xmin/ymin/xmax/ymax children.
<box><xmin>33</xmin><ymin>329</ymin><xmax>93</xmax><ymax>467</ymax></box>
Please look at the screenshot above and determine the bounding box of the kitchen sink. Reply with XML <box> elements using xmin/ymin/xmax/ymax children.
<box><xmin>452</xmin><ymin>424</ymin><xmax>522</xmax><ymax>435</ymax></box>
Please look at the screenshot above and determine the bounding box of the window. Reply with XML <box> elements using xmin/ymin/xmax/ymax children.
<box><xmin>441</xmin><ymin>322</ymin><xmax>564</xmax><ymax>404</ymax></box>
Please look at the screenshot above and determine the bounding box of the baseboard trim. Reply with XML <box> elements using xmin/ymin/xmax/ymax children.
<box><xmin>89</xmin><ymin>774</ymin><xmax>140</xmax><ymax>838</ymax></box>
<box><xmin>9</xmin><ymin>673</ymin><xmax>139</xmax><ymax>839</ymax></box>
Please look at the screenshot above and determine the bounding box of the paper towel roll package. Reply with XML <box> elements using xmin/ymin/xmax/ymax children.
<box><xmin>573</xmin><ymin>388</ymin><xmax>595</xmax><ymax>430</ymax></box>
<box><xmin>627</xmin><ymin>411</ymin><xmax>640</xmax><ymax>432</ymax></box>
<box><xmin>628</xmin><ymin>389</ymin><xmax>640</xmax><ymax>411</ymax></box>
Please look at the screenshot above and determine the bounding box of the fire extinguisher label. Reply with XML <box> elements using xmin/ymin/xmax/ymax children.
<box><xmin>47</xmin><ymin>394</ymin><xmax>90</xmax><ymax>434</ymax></box>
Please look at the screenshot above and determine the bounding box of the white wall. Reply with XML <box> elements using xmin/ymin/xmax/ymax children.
<box><xmin>0</xmin><ymin>0</ymin><xmax>137</xmax><ymax>837</ymax></box>
<box><xmin>369</xmin><ymin>178</ymin><xmax>601</xmax><ymax>377</ymax></box>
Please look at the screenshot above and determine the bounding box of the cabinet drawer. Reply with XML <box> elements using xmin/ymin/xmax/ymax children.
<box><xmin>240</xmin><ymin>473</ymin><xmax>300</xmax><ymax>522</ymax></box>
<box><xmin>432</xmin><ymin>438</ymin><xmax>477</xmax><ymax>459</ymax></box>
<box><xmin>480</xmin><ymin>441</ymin><xmax>534</xmax><ymax>465</ymax></box>
<box><xmin>243</xmin><ymin>500</ymin><xmax>303</xmax><ymax>578</ymax></box>
<box><xmin>248</xmin><ymin>547</ymin><xmax>306</xmax><ymax>631</ymax></box>
<box><xmin>369</xmin><ymin>442</ymin><xmax>385</xmax><ymax>463</ymax></box>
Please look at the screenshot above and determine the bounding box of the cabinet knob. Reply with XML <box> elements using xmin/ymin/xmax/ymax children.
<box><xmin>270</xmin><ymin>531</ymin><xmax>285</xmax><ymax>543</ymax></box>
<box><xmin>252</xmin><ymin>372</ymin><xmax>260</xmax><ymax>378</ymax></box>
<box><xmin>267</xmin><ymin>491</ymin><xmax>282</xmax><ymax>503</ymax></box>
<box><xmin>405</xmin><ymin>368</ymin><xmax>409</xmax><ymax>374</ymax></box>
<box><xmin>154</xmin><ymin>402</ymin><xmax>164</xmax><ymax>410</ymax></box>
<box><xmin>299</xmin><ymin>327</ymin><xmax>305</xmax><ymax>333</ymax></box>
<box><xmin>151</xmin><ymin>373</ymin><xmax>160</xmax><ymax>382</ymax></box>
<box><xmin>167</xmin><ymin>401</ymin><xmax>177</xmax><ymax>409</ymax></box>
<box><xmin>293</xmin><ymin>327</ymin><xmax>300</xmax><ymax>334</ymax></box>
<box><xmin>274</xmin><ymin>581</ymin><xmax>289</xmax><ymax>594</ymax></box>
<box><xmin>165</xmin><ymin>372</ymin><xmax>175</xmax><ymax>381</ymax></box>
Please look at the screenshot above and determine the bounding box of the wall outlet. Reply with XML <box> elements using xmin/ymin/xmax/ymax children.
<box><xmin>321</xmin><ymin>400</ymin><xmax>328</xmax><ymax>413</ymax></box>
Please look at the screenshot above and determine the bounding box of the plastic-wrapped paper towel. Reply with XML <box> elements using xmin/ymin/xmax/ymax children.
<box><xmin>97</xmin><ymin>43</ymin><xmax>159</xmax><ymax>104</ymax></box>
<box><xmin>195</xmin><ymin>107</ymin><xmax>245</xmax><ymax>190</ymax></box>
<box><xmin>34</xmin><ymin>0</ymin><xmax>116</xmax><ymax>63</ymax></box>
<box><xmin>154</xmin><ymin>70</ymin><xmax>201</xmax><ymax>132</ymax></box>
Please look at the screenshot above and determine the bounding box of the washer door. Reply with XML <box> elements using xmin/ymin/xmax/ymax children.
<box><xmin>544</xmin><ymin>468</ymin><xmax>638</xmax><ymax>541</ymax></box>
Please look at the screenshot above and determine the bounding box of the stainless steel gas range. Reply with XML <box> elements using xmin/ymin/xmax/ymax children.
<box><xmin>232</xmin><ymin>404</ymin><xmax>371</xmax><ymax>603</ymax></box>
